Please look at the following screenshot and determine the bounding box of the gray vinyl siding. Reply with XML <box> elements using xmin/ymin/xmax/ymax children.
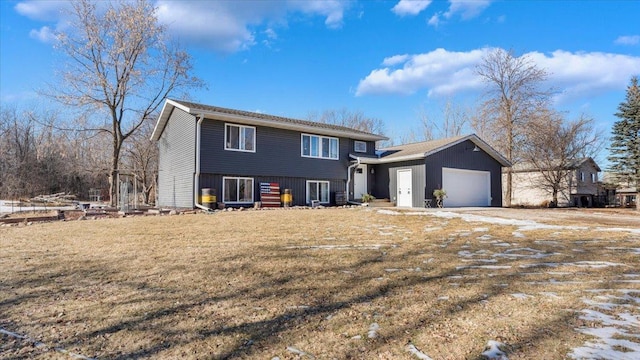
<box><xmin>374</xmin><ymin>160</ymin><xmax>425</xmax><ymax>207</ymax></box>
<box><xmin>157</xmin><ymin>108</ymin><xmax>196</xmax><ymax>208</ymax></box>
<box><xmin>200</xmin><ymin>119</ymin><xmax>350</xmax><ymax>179</ymax></box>
<box><xmin>425</xmin><ymin>140</ymin><xmax>503</xmax><ymax>207</ymax></box>
<box><xmin>200</xmin><ymin>174</ymin><xmax>345</xmax><ymax>207</ymax></box>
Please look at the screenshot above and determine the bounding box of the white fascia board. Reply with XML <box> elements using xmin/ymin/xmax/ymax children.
<box><xmin>150</xmin><ymin>99</ymin><xmax>194</xmax><ymax>141</ymax></box>
<box><xmin>355</xmin><ymin>153</ymin><xmax>426</xmax><ymax>164</ymax></box>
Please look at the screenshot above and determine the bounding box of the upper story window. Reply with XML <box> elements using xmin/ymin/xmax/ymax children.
<box><xmin>225</xmin><ymin>123</ymin><xmax>255</xmax><ymax>152</ymax></box>
<box><xmin>580</xmin><ymin>171</ymin><xmax>585</xmax><ymax>182</ymax></box>
<box><xmin>591</xmin><ymin>173</ymin><xmax>596</xmax><ymax>183</ymax></box>
<box><xmin>354</xmin><ymin>141</ymin><xmax>367</xmax><ymax>153</ymax></box>
<box><xmin>301</xmin><ymin>134</ymin><xmax>338</xmax><ymax>160</ymax></box>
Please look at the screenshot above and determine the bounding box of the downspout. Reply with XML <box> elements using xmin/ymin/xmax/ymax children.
<box><xmin>194</xmin><ymin>114</ymin><xmax>210</xmax><ymax>211</ymax></box>
<box><xmin>346</xmin><ymin>157</ymin><xmax>361</xmax><ymax>204</ymax></box>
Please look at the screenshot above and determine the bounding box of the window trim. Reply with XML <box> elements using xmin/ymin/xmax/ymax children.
<box><xmin>590</xmin><ymin>173</ymin><xmax>596</xmax><ymax>183</ymax></box>
<box><xmin>354</xmin><ymin>140</ymin><xmax>367</xmax><ymax>153</ymax></box>
<box><xmin>222</xmin><ymin>176</ymin><xmax>254</xmax><ymax>204</ymax></box>
<box><xmin>224</xmin><ymin>123</ymin><xmax>256</xmax><ymax>153</ymax></box>
<box><xmin>580</xmin><ymin>171</ymin><xmax>585</xmax><ymax>182</ymax></box>
<box><xmin>306</xmin><ymin>180</ymin><xmax>330</xmax><ymax>204</ymax></box>
<box><xmin>301</xmin><ymin>134</ymin><xmax>339</xmax><ymax>160</ymax></box>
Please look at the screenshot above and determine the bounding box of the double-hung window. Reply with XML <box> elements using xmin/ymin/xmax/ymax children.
<box><xmin>223</xmin><ymin>177</ymin><xmax>253</xmax><ymax>203</ymax></box>
<box><xmin>307</xmin><ymin>180</ymin><xmax>330</xmax><ymax>204</ymax></box>
<box><xmin>301</xmin><ymin>134</ymin><xmax>338</xmax><ymax>160</ymax></box>
<box><xmin>225</xmin><ymin>124</ymin><xmax>255</xmax><ymax>152</ymax></box>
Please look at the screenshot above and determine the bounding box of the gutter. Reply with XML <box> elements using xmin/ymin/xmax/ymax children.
<box><xmin>346</xmin><ymin>157</ymin><xmax>361</xmax><ymax>203</ymax></box>
<box><xmin>194</xmin><ymin>114</ymin><xmax>210</xmax><ymax>211</ymax></box>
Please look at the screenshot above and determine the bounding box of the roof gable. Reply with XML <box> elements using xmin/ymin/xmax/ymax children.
<box><xmin>355</xmin><ymin>134</ymin><xmax>511</xmax><ymax>167</ymax></box>
<box><xmin>151</xmin><ymin>99</ymin><xmax>388</xmax><ymax>142</ymax></box>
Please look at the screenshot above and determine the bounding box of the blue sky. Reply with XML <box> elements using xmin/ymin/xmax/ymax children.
<box><xmin>1</xmin><ymin>0</ymin><xmax>640</xmax><ymax>154</ymax></box>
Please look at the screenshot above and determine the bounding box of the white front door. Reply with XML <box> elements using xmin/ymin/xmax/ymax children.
<box><xmin>397</xmin><ymin>169</ymin><xmax>412</xmax><ymax>207</ymax></box>
<box><xmin>353</xmin><ymin>164</ymin><xmax>367</xmax><ymax>200</ymax></box>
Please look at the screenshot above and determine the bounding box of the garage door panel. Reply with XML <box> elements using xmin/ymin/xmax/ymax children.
<box><xmin>442</xmin><ymin>168</ymin><xmax>490</xmax><ymax>207</ymax></box>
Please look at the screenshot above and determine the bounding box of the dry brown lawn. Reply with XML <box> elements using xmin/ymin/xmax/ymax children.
<box><xmin>1</xmin><ymin>207</ymin><xmax>639</xmax><ymax>359</ymax></box>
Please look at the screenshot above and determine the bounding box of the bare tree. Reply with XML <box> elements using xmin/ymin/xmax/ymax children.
<box><xmin>417</xmin><ymin>99</ymin><xmax>470</xmax><ymax>141</ymax></box>
<box><xmin>308</xmin><ymin>108</ymin><xmax>386</xmax><ymax>135</ymax></box>
<box><xmin>474</xmin><ymin>48</ymin><xmax>551</xmax><ymax>206</ymax></box>
<box><xmin>50</xmin><ymin>0</ymin><xmax>203</xmax><ymax>206</ymax></box>
<box><xmin>522</xmin><ymin>111</ymin><xmax>601</xmax><ymax>206</ymax></box>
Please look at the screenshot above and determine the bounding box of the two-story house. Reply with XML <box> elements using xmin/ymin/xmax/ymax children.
<box><xmin>508</xmin><ymin>157</ymin><xmax>602</xmax><ymax>207</ymax></box>
<box><xmin>151</xmin><ymin>99</ymin><xmax>510</xmax><ymax>209</ymax></box>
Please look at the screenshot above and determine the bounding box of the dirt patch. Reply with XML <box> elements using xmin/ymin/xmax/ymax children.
<box><xmin>1</xmin><ymin>208</ymin><xmax>638</xmax><ymax>359</ymax></box>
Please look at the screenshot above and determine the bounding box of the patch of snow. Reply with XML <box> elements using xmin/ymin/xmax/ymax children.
<box><xmin>511</xmin><ymin>293</ymin><xmax>532</xmax><ymax>300</ymax></box>
<box><xmin>474</xmin><ymin>227</ymin><xmax>489</xmax><ymax>232</ymax></box>
<box><xmin>461</xmin><ymin>258</ymin><xmax>498</xmax><ymax>263</ymax></box>
<box><xmin>482</xmin><ymin>340</ymin><xmax>509</xmax><ymax>360</ymax></box>
<box><xmin>539</xmin><ymin>292</ymin><xmax>561</xmax><ymax>299</ymax></box>
<box><xmin>569</xmin><ymin>291</ymin><xmax>640</xmax><ymax>359</ymax></box>
<box><xmin>385</xmin><ymin>268</ymin><xmax>401</xmax><ymax>272</ymax></box>
<box><xmin>406</xmin><ymin>344</ymin><xmax>433</xmax><ymax>360</ymax></box>
<box><xmin>423</xmin><ymin>226</ymin><xmax>443</xmax><ymax>232</ymax></box>
<box><xmin>606</xmin><ymin>247</ymin><xmax>640</xmax><ymax>254</ymax></box>
<box><xmin>284</xmin><ymin>244</ymin><xmax>391</xmax><ymax>250</ymax></box>
<box><xmin>494</xmin><ymin>248</ymin><xmax>559</xmax><ymax>260</ymax></box>
<box><xmin>573</xmin><ymin>261</ymin><xmax>627</xmax><ymax>268</ymax></box>
<box><xmin>477</xmin><ymin>234</ymin><xmax>494</xmax><ymax>240</ymax></box>
<box><xmin>428</xmin><ymin>211</ymin><xmax>586</xmax><ymax>232</ymax></box>
<box><xmin>368</xmin><ymin>322</ymin><xmax>380</xmax><ymax>338</ymax></box>
<box><xmin>492</xmin><ymin>242</ymin><xmax>512</xmax><ymax>247</ymax></box>
<box><xmin>596</xmin><ymin>227</ymin><xmax>640</xmax><ymax>235</ymax></box>
<box><xmin>457</xmin><ymin>265</ymin><xmax>512</xmax><ymax>270</ymax></box>
<box><xmin>286</xmin><ymin>346</ymin><xmax>314</xmax><ymax>358</ymax></box>
<box><xmin>512</xmin><ymin>231</ymin><xmax>526</xmax><ymax>238</ymax></box>
<box><xmin>377</xmin><ymin>209</ymin><xmax>401</xmax><ymax>216</ymax></box>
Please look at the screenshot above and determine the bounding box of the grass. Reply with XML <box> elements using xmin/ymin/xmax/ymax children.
<box><xmin>1</xmin><ymin>207</ymin><xmax>638</xmax><ymax>359</ymax></box>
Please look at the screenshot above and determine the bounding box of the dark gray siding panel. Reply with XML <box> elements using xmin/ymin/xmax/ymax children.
<box><xmin>373</xmin><ymin>160</ymin><xmax>425</xmax><ymax>207</ymax></box>
<box><xmin>200</xmin><ymin>174</ymin><xmax>346</xmax><ymax>207</ymax></box>
<box><xmin>200</xmin><ymin>120</ymin><xmax>351</xmax><ymax>180</ymax></box>
<box><xmin>425</xmin><ymin>139</ymin><xmax>503</xmax><ymax>207</ymax></box>
<box><xmin>157</xmin><ymin>108</ymin><xmax>196</xmax><ymax>208</ymax></box>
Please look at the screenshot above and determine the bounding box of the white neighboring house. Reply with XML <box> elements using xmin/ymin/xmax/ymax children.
<box><xmin>507</xmin><ymin>157</ymin><xmax>601</xmax><ymax>207</ymax></box>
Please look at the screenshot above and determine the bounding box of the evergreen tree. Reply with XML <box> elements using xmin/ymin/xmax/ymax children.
<box><xmin>608</xmin><ymin>76</ymin><xmax>640</xmax><ymax>209</ymax></box>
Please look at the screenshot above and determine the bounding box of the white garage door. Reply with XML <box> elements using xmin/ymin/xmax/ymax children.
<box><xmin>442</xmin><ymin>167</ymin><xmax>491</xmax><ymax>207</ymax></box>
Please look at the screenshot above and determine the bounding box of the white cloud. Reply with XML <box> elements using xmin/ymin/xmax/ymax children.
<box><xmin>355</xmin><ymin>48</ymin><xmax>640</xmax><ymax>103</ymax></box>
<box><xmin>428</xmin><ymin>0</ymin><xmax>493</xmax><ymax>27</ymax></box>
<box><xmin>15</xmin><ymin>0</ymin><xmax>68</xmax><ymax>21</ymax></box>
<box><xmin>615</xmin><ymin>35</ymin><xmax>640</xmax><ymax>46</ymax></box>
<box><xmin>382</xmin><ymin>54</ymin><xmax>410</xmax><ymax>66</ymax></box>
<box><xmin>356</xmin><ymin>48</ymin><xmax>487</xmax><ymax>96</ymax></box>
<box><xmin>392</xmin><ymin>0</ymin><xmax>432</xmax><ymax>16</ymax></box>
<box><xmin>29</xmin><ymin>26</ymin><xmax>56</xmax><ymax>43</ymax></box>
<box><xmin>156</xmin><ymin>0</ymin><xmax>349</xmax><ymax>53</ymax></box>
<box><xmin>16</xmin><ymin>0</ymin><xmax>349</xmax><ymax>53</ymax></box>
<box><xmin>444</xmin><ymin>0</ymin><xmax>492</xmax><ymax>20</ymax></box>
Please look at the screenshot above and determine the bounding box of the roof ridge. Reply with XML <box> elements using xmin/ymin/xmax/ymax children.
<box><xmin>170</xmin><ymin>98</ymin><xmax>382</xmax><ymax>136</ymax></box>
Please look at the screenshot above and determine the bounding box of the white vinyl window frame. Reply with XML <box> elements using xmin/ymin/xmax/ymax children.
<box><xmin>354</xmin><ymin>140</ymin><xmax>367</xmax><ymax>153</ymax></box>
<box><xmin>306</xmin><ymin>180</ymin><xmax>330</xmax><ymax>204</ymax></box>
<box><xmin>222</xmin><ymin>176</ymin><xmax>254</xmax><ymax>204</ymax></box>
<box><xmin>590</xmin><ymin>173</ymin><xmax>596</xmax><ymax>183</ymax></box>
<box><xmin>225</xmin><ymin>123</ymin><xmax>256</xmax><ymax>153</ymax></box>
<box><xmin>301</xmin><ymin>134</ymin><xmax>339</xmax><ymax>160</ymax></box>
